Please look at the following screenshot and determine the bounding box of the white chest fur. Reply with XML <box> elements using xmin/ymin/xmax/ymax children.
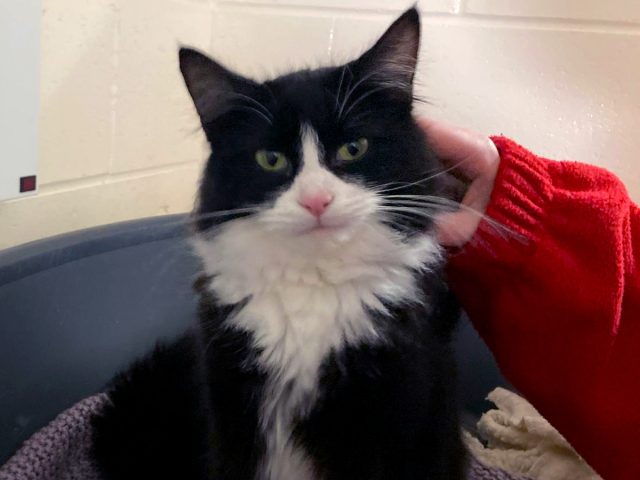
<box><xmin>194</xmin><ymin>219</ymin><xmax>440</xmax><ymax>480</ymax></box>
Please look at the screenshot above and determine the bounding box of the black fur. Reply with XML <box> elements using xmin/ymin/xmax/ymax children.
<box><xmin>91</xmin><ymin>8</ymin><xmax>467</xmax><ymax>479</ymax></box>
<box><xmin>296</xmin><ymin>276</ymin><xmax>466</xmax><ymax>479</ymax></box>
<box><xmin>91</xmin><ymin>333</ymin><xmax>215</xmax><ymax>479</ymax></box>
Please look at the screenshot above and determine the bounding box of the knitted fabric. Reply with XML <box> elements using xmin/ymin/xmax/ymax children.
<box><xmin>447</xmin><ymin>137</ymin><xmax>640</xmax><ymax>479</ymax></box>
<box><xmin>0</xmin><ymin>394</ymin><xmax>527</xmax><ymax>480</ymax></box>
<box><xmin>0</xmin><ymin>395</ymin><xmax>106</xmax><ymax>480</ymax></box>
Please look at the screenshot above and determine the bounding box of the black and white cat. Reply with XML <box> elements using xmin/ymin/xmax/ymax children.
<box><xmin>92</xmin><ymin>8</ymin><xmax>467</xmax><ymax>480</ymax></box>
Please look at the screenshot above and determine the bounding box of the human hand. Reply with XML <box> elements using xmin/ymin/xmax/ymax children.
<box><xmin>417</xmin><ymin>118</ymin><xmax>500</xmax><ymax>247</ymax></box>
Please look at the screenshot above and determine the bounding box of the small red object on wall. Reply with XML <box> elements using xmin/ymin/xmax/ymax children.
<box><xmin>19</xmin><ymin>175</ymin><xmax>37</xmax><ymax>193</ymax></box>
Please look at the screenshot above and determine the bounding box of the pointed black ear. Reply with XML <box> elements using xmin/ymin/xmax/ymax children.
<box><xmin>179</xmin><ymin>47</ymin><xmax>257</xmax><ymax>124</ymax></box>
<box><xmin>354</xmin><ymin>7</ymin><xmax>421</xmax><ymax>94</ymax></box>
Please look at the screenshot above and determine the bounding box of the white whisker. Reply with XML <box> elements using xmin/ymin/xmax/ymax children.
<box><xmin>230</xmin><ymin>105</ymin><xmax>273</xmax><ymax>126</ymax></box>
<box><xmin>335</xmin><ymin>65</ymin><xmax>348</xmax><ymax>112</ymax></box>
<box><xmin>375</xmin><ymin>161</ymin><xmax>468</xmax><ymax>194</ymax></box>
<box><xmin>337</xmin><ymin>70</ymin><xmax>379</xmax><ymax>119</ymax></box>
<box><xmin>379</xmin><ymin>211</ymin><xmax>435</xmax><ymax>226</ymax></box>
<box><xmin>378</xmin><ymin>206</ymin><xmax>439</xmax><ymax>220</ymax></box>
<box><xmin>192</xmin><ymin>207</ymin><xmax>263</xmax><ymax>220</ymax></box>
<box><xmin>382</xmin><ymin>198</ymin><xmax>457</xmax><ymax>211</ymax></box>
<box><xmin>341</xmin><ymin>85</ymin><xmax>393</xmax><ymax>121</ymax></box>
<box><xmin>380</xmin><ymin>196</ymin><xmax>515</xmax><ymax>240</ymax></box>
<box><xmin>228</xmin><ymin>92</ymin><xmax>274</xmax><ymax>120</ymax></box>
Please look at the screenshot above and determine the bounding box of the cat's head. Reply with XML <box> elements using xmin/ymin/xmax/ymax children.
<box><xmin>180</xmin><ymin>8</ymin><xmax>449</xmax><ymax>246</ymax></box>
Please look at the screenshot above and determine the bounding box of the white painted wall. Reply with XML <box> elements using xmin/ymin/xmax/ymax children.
<box><xmin>0</xmin><ymin>1</ymin><xmax>41</xmax><ymax>201</ymax></box>
<box><xmin>1</xmin><ymin>0</ymin><xmax>639</xmax><ymax>249</ymax></box>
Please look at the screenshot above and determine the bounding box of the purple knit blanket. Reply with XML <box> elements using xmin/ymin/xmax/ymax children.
<box><xmin>0</xmin><ymin>395</ymin><xmax>528</xmax><ymax>480</ymax></box>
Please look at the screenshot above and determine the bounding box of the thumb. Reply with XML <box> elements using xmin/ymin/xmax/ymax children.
<box><xmin>435</xmin><ymin>173</ymin><xmax>495</xmax><ymax>247</ymax></box>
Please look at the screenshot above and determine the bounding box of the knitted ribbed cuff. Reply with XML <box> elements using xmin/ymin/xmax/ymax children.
<box><xmin>450</xmin><ymin>136</ymin><xmax>553</xmax><ymax>269</ymax></box>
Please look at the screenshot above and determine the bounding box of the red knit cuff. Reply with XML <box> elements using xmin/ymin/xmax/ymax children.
<box><xmin>449</xmin><ymin>136</ymin><xmax>553</xmax><ymax>269</ymax></box>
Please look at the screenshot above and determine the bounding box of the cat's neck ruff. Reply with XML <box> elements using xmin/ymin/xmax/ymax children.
<box><xmin>194</xmin><ymin>216</ymin><xmax>441</xmax><ymax>367</ymax></box>
<box><xmin>194</xmin><ymin>217</ymin><xmax>439</xmax><ymax>308</ymax></box>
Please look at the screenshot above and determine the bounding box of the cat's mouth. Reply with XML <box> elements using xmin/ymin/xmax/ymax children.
<box><xmin>297</xmin><ymin>215</ymin><xmax>356</xmax><ymax>236</ymax></box>
<box><xmin>301</xmin><ymin>222</ymin><xmax>342</xmax><ymax>235</ymax></box>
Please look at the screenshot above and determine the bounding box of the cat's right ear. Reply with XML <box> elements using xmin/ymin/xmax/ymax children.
<box><xmin>350</xmin><ymin>8</ymin><xmax>421</xmax><ymax>99</ymax></box>
<box><xmin>179</xmin><ymin>48</ymin><xmax>256</xmax><ymax>124</ymax></box>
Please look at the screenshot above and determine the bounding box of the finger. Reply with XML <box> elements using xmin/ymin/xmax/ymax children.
<box><xmin>436</xmin><ymin>210</ymin><xmax>481</xmax><ymax>247</ymax></box>
<box><xmin>417</xmin><ymin>117</ymin><xmax>475</xmax><ymax>161</ymax></box>
<box><xmin>416</xmin><ymin>117</ymin><xmax>498</xmax><ymax>181</ymax></box>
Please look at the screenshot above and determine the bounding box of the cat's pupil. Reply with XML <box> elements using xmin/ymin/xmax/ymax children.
<box><xmin>347</xmin><ymin>143</ymin><xmax>360</xmax><ymax>156</ymax></box>
<box><xmin>266</xmin><ymin>152</ymin><xmax>279</xmax><ymax>166</ymax></box>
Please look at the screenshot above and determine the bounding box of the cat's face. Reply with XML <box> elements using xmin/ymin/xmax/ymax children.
<box><xmin>180</xmin><ymin>8</ymin><xmax>448</xmax><ymax>244</ymax></box>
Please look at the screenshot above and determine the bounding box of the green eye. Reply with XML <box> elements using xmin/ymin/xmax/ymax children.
<box><xmin>337</xmin><ymin>138</ymin><xmax>369</xmax><ymax>162</ymax></box>
<box><xmin>256</xmin><ymin>150</ymin><xmax>288</xmax><ymax>172</ymax></box>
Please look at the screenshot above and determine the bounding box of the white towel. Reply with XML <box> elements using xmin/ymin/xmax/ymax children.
<box><xmin>464</xmin><ymin>388</ymin><xmax>601</xmax><ymax>480</ymax></box>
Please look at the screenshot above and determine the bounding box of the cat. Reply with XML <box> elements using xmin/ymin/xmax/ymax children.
<box><xmin>91</xmin><ymin>7</ymin><xmax>467</xmax><ymax>480</ymax></box>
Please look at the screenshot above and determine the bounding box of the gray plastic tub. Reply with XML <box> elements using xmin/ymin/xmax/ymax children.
<box><xmin>0</xmin><ymin>215</ymin><xmax>506</xmax><ymax>463</ymax></box>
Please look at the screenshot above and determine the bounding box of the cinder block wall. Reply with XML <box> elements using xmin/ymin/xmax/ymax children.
<box><xmin>2</xmin><ymin>0</ymin><xmax>639</xmax><ymax>248</ymax></box>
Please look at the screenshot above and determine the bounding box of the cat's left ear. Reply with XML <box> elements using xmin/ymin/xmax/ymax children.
<box><xmin>352</xmin><ymin>7</ymin><xmax>421</xmax><ymax>96</ymax></box>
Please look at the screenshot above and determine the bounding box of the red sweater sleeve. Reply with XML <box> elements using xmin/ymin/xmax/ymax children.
<box><xmin>448</xmin><ymin>137</ymin><xmax>640</xmax><ymax>479</ymax></box>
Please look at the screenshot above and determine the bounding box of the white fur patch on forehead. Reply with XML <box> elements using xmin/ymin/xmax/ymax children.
<box><xmin>300</xmin><ymin>125</ymin><xmax>322</xmax><ymax>168</ymax></box>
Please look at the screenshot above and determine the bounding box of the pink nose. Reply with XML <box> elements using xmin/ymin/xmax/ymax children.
<box><xmin>298</xmin><ymin>191</ymin><xmax>334</xmax><ymax>217</ymax></box>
